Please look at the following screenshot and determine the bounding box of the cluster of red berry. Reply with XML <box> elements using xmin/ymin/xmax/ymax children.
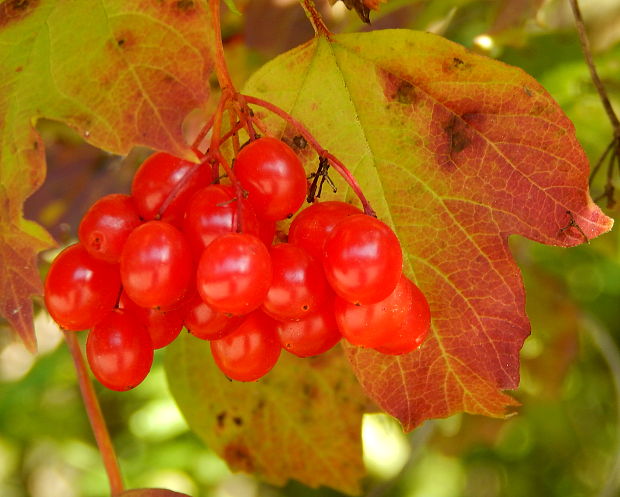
<box><xmin>44</xmin><ymin>137</ymin><xmax>430</xmax><ymax>391</ymax></box>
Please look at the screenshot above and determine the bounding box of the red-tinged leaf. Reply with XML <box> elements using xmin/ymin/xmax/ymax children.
<box><xmin>0</xmin><ymin>0</ymin><xmax>213</xmax><ymax>349</ymax></box>
<box><xmin>242</xmin><ymin>30</ymin><xmax>613</xmax><ymax>430</ymax></box>
<box><xmin>0</xmin><ymin>192</ymin><xmax>55</xmax><ymax>352</ymax></box>
<box><xmin>165</xmin><ymin>335</ymin><xmax>369</xmax><ymax>495</ymax></box>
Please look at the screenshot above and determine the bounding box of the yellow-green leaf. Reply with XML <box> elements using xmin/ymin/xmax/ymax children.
<box><xmin>165</xmin><ymin>334</ymin><xmax>369</xmax><ymax>495</ymax></box>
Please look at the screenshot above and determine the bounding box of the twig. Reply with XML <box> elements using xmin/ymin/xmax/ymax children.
<box><xmin>64</xmin><ymin>331</ymin><xmax>124</xmax><ymax>496</ymax></box>
<box><xmin>569</xmin><ymin>0</ymin><xmax>620</xmax><ymax>131</ymax></box>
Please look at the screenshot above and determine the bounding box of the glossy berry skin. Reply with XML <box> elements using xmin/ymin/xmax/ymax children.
<box><xmin>119</xmin><ymin>292</ymin><xmax>185</xmax><ymax>349</ymax></box>
<box><xmin>44</xmin><ymin>244</ymin><xmax>121</xmax><ymax>331</ymax></box>
<box><xmin>184</xmin><ymin>294</ymin><xmax>244</xmax><ymax>341</ymax></box>
<box><xmin>131</xmin><ymin>152</ymin><xmax>211</xmax><ymax>225</ymax></box>
<box><xmin>182</xmin><ymin>184</ymin><xmax>262</xmax><ymax>256</ymax></box>
<box><xmin>234</xmin><ymin>137</ymin><xmax>307</xmax><ymax>221</ymax></box>
<box><xmin>262</xmin><ymin>243</ymin><xmax>328</xmax><ymax>321</ymax></box>
<box><xmin>334</xmin><ymin>274</ymin><xmax>430</xmax><ymax>354</ymax></box>
<box><xmin>86</xmin><ymin>309</ymin><xmax>154</xmax><ymax>391</ymax></box>
<box><xmin>196</xmin><ymin>233</ymin><xmax>272</xmax><ymax>315</ymax></box>
<box><xmin>78</xmin><ymin>194</ymin><xmax>142</xmax><ymax>263</ymax></box>
<box><xmin>323</xmin><ymin>214</ymin><xmax>402</xmax><ymax>305</ymax></box>
<box><xmin>288</xmin><ymin>201</ymin><xmax>361</xmax><ymax>260</ymax></box>
<box><xmin>120</xmin><ymin>221</ymin><xmax>193</xmax><ymax>309</ymax></box>
<box><xmin>210</xmin><ymin>311</ymin><xmax>281</xmax><ymax>381</ymax></box>
<box><xmin>277</xmin><ymin>305</ymin><xmax>341</xmax><ymax>357</ymax></box>
<box><xmin>373</xmin><ymin>277</ymin><xmax>430</xmax><ymax>355</ymax></box>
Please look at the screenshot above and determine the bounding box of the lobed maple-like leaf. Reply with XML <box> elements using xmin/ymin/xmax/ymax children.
<box><xmin>242</xmin><ymin>30</ymin><xmax>613</xmax><ymax>430</ymax></box>
<box><xmin>165</xmin><ymin>334</ymin><xmax>369</xmax><ymax>495</ymax></box>
<box><xmin>0</xmin><ymin>0</ymin><xmax>213</xmax><ymax>350</ymax></box>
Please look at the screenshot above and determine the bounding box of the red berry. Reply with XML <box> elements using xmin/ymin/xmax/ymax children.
<box><xmin>184</xmin><ymin>294</ymin><xmax>244</xmax><ymax>341</ymax></box>
<box><xmin>86</xmin><ymin>309</ymin><xmax>154</xmax><ymax>391</ymax></box>
<box><xmin>210</xmin><ymin>311</ymin><xmax>281</xmax><ymax>381</ymax></box>
<box><xmin>131</xmin><ymin>152</ymin><xmax>210</xmax><ymax>225</ymax></box>
<box><xmin>182</xmin><ymin>184</ymin><xmax>261</xmax><ymax>256</ymax></box>
<box><xmin>262</xmin><ymin>243</ymin><xmax>328</xmax><ymax>321</ymax></box>
<box><xmin>120</xmin><ymin>221</ymin><xmax>193</xmax><ymax>309</ymax></box>
<box><xmin>277</xmin><ymin>305</ymin><xmax>341</xmax><ymax>357</ymax></box>
<box><xmin>119</xmin><ymin>291</ymin><xmax>185</xmax><ymax>349</ymax></box>
<box><xmin>289</xmin><ymin>201</ymin><xmax>361</xmax><ymax>260</ymax></box>
<box><xmin>44</xmin><ymin>244</ymin><xmax>121</xmax><ymax>331</ymax></box>
<box><xmin>78</xmin><ymin>194</ymin><xmax>142</xmax><ymax>263</ymax></box>
<box><xmin>196</xmin><ymin>233</ymin><xmax>272</xmax><ymax>315</ymax></box>
<box><xmin>334</xmin><ymin>274</ymin><xmax>430</xmax><ymax>354</ymax></box>
<box><xmin>323</xmin><ymin>214</ymin><xmax>402</xmax><ymax>305</ymax></box>
<box><xmin>234</xmin><ymin>137</ymin><xmax>307</xmax><ymax>221</ymax></box>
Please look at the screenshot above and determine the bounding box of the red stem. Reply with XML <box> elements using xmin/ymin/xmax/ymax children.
<box><xmin>242</xmin><ymin>94</ymin><xmax>376</xmax><ymax>216</ymax></box>
<box><xmin>64</xmin><ymin>331</ymin><xmax>124</xmax><ymax>497</ymax></box>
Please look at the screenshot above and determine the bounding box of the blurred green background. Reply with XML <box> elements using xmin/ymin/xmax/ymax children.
<box><xmin>1</xmin><ymin>0</ymin><xmax>620</xmax><ymax>496</ymax></box>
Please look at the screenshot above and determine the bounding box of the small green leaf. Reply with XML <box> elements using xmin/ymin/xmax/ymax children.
<box><xmin>223</xmin><ymin>0</ymin><xmax>242</xmax><ymax>16</ymax></box>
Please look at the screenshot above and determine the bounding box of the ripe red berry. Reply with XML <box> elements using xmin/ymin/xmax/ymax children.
<box><xmin>288</xmin><ymin>201</ymin><xmax>361</xmax><ymax>260</ymax></box>
<box><xmin>277</xmin><ymin>305</ymin><xmax>341</xmax><ymax>357</ymax></box>
<box><xmin>196</xmin><ymin>233</ymin><xmax>272</xmax><ymax>315</ymax></box>
<box><xmin>323</xmin><ymin>214</ymin><xmax>402</xmax><ymax>305</ymax></box>
<box><xmin>262</xmin><ymin>243</ymin><xmax>328</xmax><ymax>321</ymax></box>
<box><xmin>86</xmin><ymin>309</ymin><xmax>154</xmax><ymax>391</ymax></box>
<box><xmin>131</xmin><ymin>152</ymin><xmax>210</xmax><ymax>225</ymax></box>
<box><xmin>184</xmin><ymin>294</ymin><xmax>244</xmax><ymax>341</ymax></box>
<box><xmin>210</xmin><ymin>311</ymin><xmax>281</xmax><ymax>381</ymax></box>
<box><xmin>182</xmin><ymin>184</ymin><xmax>262</xmax><ymax>256</ymax></box>
<box><xmin>120</xmin><ymin>221</ymin><xmax>193</xmax><ymax>309</ymax></box>
<box><xmin>78</xmin><ymin>194</ymin><xmax>142</xmax><ymax>263</ymax></box>
<box><xmin>119</xmin><ymin>292</ymin><xmax>185</xmax><ymax>349</ymax></box>
<box><xmin>234</xmin><ymin>137</ymin><xmax>307</xmax><ymax>221</ymax></box>
<box><xmin>44</xmin><ymin>244</ymin><xmax>121</xmax><ymax>331</ymax></box>
<box><xmin>334</xmin><ymin>274</ymin><xmax>430</xmax><ymax>354</ymax></box>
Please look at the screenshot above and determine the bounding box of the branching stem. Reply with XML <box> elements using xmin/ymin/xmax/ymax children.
<box><xmin>570</xmin><ymin>0</ymin><xmax>620</xmax><ymax>207</ymax></box>
<box><xmin>64</xmin><ymin>331</ymin><xmax>124</xmax><ymax>497</ymax></box>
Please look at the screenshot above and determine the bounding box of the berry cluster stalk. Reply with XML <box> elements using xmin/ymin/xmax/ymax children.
<box><xmin>64</xmin><ymin>331</ymin><xmax>124</xmax><ymax>496</ymax></box>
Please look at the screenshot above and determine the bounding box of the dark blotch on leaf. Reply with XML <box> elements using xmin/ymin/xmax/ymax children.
<box><xmin>232</xmin><ymin>416</ymin><xmax>243</xmax><ymax>426</ymax></box>
<box><xmin>444</xmin><ymin>115</ymin><xmax>471</xmax><ymax>156</ymax></box>
<box><xmin>0</xmin><ymin>0</ymin><xmax>40</xmax><ymax>28</ymax></box>
<box><xmin>216</xmin><ymin>411</ymin><xmax>226</xmax><ymax>428</ymax></box>
<box><xmin>224</xmin><ymin>442</ymin><xmax>255</xmax><ymax>472</ymax></box>
<box><xmin>175</xmin><ymin>0</ymin><xmax>195</xmax><ymax>11</ymax></box>
<box><xmin>378</xmin><ymin>70</ymin><xmax>417</xmax><ymax>106</ymax></box>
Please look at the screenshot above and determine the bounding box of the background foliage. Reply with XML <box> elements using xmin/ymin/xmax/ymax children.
<box><xmin>1</xmin><ymin>0</ymin><xmax>619</xmax><ymax>496</ymax></box>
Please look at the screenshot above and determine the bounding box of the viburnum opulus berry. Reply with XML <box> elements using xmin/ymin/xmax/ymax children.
<box><xmin>120</xmin><ymin>220</ymin><xmax>193</xmax><ymax>309</ymax></box>
<box><xmin>44</xmin><ymin>243</ymin><xmax>121</xmax><ymax>331</ymax></box>
<box><xmin>86</xmin><ymin>309</ymin><xmax>154</xmax><ymax>391</ymax></box>
<box><xmin>234</xmin><ymin>137</ymin><xmax>307</xmax><ymax>221</ymax></box>
<box><xmin>323</xmin><ymin>213</ymin><xmax>403</xmax><ymax>305</ymax></box>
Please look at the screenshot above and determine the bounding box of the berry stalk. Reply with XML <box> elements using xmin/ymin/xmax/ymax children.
<box><xmin>64</xmin><ymin>331</ymin><xmax>124</xmax><ymax>496</ymax></box>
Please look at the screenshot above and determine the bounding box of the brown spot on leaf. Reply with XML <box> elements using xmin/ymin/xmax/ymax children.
<box><xmin>216</xmin><ymin>411</ymin><xmax>226</xmax><ymax>428</ymax></box>
<box><xmin>175</xmin><ymin>0</ymin><xmax>195</xmax><ymax>11</ymax></box>
<box><xmin>232</xmin><ymin>416</ymin><xmax>243</xmax><ymax>426</ymax></box>
<box><xmin>444</xmin><ymin>115</ymin><xmax>471</xmax><ymax>155</ymax></box>
<box><xmin>442</xmin><ymin>56</ymin><xmax>471</xmax><ymax>73</ymax></box>
<box><xmin>0</xmin><ymin>0</ymin><xmax>39</xmax><ymax>28</ymax></box>
<box><xmin>15</xmin><ymin>66</ymin><xmax>23</xmax><ymax>72</ymax></box>
<box><xmin>378</xmin><ymin>70</ymin><xmax>418</xmax><ymax>105</ymax></box>
<box><xmin>224</xmin><ymin>442</ymin><xmax>255</xmax><ymax>472</ymax></box>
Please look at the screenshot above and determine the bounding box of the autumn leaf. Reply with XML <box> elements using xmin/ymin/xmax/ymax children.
<box><xmin>165</xmin><ymin>334</ymin><xmax>369</xmax><ymax>495</ymax></box>
<box><xmin>0</xmin><ymin>0</ymin><xmax>214</xmax><ymax>350</ymax></box>
<box><xmin>242</xmin><ymin>30</ymin><xmax>613</xmax><ymax>430</ymax></box>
